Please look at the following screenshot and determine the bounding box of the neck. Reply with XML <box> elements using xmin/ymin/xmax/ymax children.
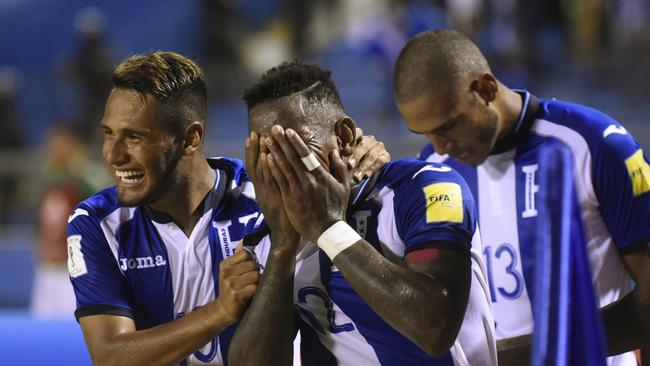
<box><xmin>148</xmin><ymin>155</ymin><xmax>216</xmax><ymax>236</ymax></box>
<box><xmin>495</xmin><ymin>84</ymin><xmax>524</xmax><ymax>142</ymax></box>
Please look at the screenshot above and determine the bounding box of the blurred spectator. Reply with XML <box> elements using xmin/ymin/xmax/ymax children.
<box><xmin>57</xmin><ymin>7</ymin><xmax>113</xmax><ymax>144</ymax></box>
<box><xmin>31</xmin><ymin>124</ymin><xmax>108</xmax><ymax>316</ymax></box>
<box><xmin>202</xmin><ymin>0</ymin><xmax>247</xmax><ymax>101</ymax></box>
<box><xmin>446</xmin><ymin>0</ymin><xmax>485</xmax><ymax>39</ymax></box>
<box><xmin>566</xmin><ymin>0</ymin><xmax>608</xmax><ymax>77</ymax></box>
<box><xmin>607</xmin><ymin>0</ymin><xmax>650</xmax><ymax>95</ymax></box>
<box><xmin>0</xmin><ymin>68</ymin><xmax>25</xmax><ymax>225</ymax></box>
<box><xmin>282</xmin><ymin>0</ymin><xmax>339</xmax><ymax>58</ymax></box>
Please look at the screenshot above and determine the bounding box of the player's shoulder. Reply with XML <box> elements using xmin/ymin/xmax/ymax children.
<box><xmin>536</xmin><ymin>98</ymin><xmax>642</xmax><ymax>162</ymax></box>
<box><xmin>538</xmin><ymin>98</ymin><xmax>617</xmax><ymax>132</ymax></box>
<box><xmin>208</xmin><ymin>156</ymin><xmax>249</xmax><ymax>184</ymax></box>
<box><xmin>208</xmin><ymin>156</ymin><xmax>256</xmax><ymax>200</ymax></box>
<box><xmin>70</xmin><ymin>186</ymin><xmax>119</xmax><ymax>223</ymax></box>
<box><xmin>378</xmin><ymin>159</ymin><xmax>466</xmax><ymax>189</ymax></box>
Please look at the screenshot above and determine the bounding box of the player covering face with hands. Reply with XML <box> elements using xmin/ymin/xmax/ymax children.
<box><xmin>229</xmin><ymin>60</ymin><xmax>496</xmax><ymax>366</ymax></box>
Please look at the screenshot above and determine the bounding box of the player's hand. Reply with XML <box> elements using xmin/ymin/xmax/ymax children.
<box><xmin>349</xmin><ymin>127</ymin><xmax>390</xmax><ymax>182</ymax></box>
<box><xmin>215</xmin><ymin>246</ymin><xmax>260</xmax><ymax>323</ymax></box>
<box><xmin>246</xmin><ymin>131</ymin><xmax>300</xmax><ymax>252</ymax></box>
<box><xmin>265</xmin><ymin>125</ymin><xmax>350</xmax><ymax>243</ymax></box>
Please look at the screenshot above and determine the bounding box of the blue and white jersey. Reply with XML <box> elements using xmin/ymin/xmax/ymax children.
<box><xmin>253</xmin><ymin>159</ymin><xmax>497</xmax><ymax>366</ymax></box>
<box><xmin>419</xmin><ymin>91</ymin><xmax>650</xmax><ymax>365</ymax></box>
<box><xmin>67</xmin><ymin>157</ymin><xmax>261</xmax><ymax>366</ymax></box>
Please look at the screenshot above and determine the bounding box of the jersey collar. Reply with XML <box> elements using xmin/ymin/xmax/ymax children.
<box><xmin>490</xmin><ymin>89</ymin><xmax>540</xmax><ymax>155</ymax></box>
<box><xmin>146</xmin><ymin>168</ymin><xmax>227</xmax><ymax>224</ymax></box>
<box><xmin>349</xmin><ymin>170</ymin><xmax>382</xmax><ymax>213</ymax></box>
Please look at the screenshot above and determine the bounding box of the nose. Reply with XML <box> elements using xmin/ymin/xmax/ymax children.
<box><xmin>427</xmin><ymin>133</ymin><xmax>459</xmax><ymax>156</ymax></box>
<box><xmin>103</xmin><ymin>136</ymin><xmax>129</xmax><ymax>166</ymax></box>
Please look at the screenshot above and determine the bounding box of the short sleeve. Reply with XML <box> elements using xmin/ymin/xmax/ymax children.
<box><xmin>592</xmin><ymin>131</ymin><xmax>650</xmax><ymax>251</ymax></box>
<box><xmin>392</xmin><ymin>164</ymin><xmax>477</xmax><ymax>254</ymax></box>
<box><xmin>67</xmin><ymin>205</ymin><xmax>134</xmax><ymax>320</ymax></box>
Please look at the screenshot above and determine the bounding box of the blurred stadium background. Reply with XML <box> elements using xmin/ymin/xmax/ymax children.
<box><xmin>0</xmin><ymin>0</ymin><xmax>648</xmax><ymax>363</ymax></box>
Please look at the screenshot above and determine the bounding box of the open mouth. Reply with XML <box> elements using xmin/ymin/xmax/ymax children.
<box><xmin>115</xmin><ymin>170</ymin><xmax>145</xmax><ymax>184</ymax></box>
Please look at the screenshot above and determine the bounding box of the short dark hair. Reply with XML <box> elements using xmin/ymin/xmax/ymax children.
<box><xmin>394</xmin><ymin>29</ymin><xmax>490</xmax><ymax>105</ymax></box>
<box><xmin>242</xmin><ymin>59</ymin><xmax>343</xmax><ymax>112</ymax></box>
<box><xmin>112</xmin><ymin>51</ymin><xmax>208</xmax><ymax>132</ymax></box>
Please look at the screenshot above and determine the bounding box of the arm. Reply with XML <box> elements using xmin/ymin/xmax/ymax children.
<box><xmin>79</xmin><ymin>249</ymin><xmax>258</xmax><ymax>366</ymax></box>
<box><xmin>637</xmin><ymin>256</ymin><xmax>650</xmax><ymax>334</ymax></box>
<box><xmin>334</xmin><ymin>242</ymin><xmax>471</xmax><ymax>355</ymax></box>
<box><xmin>586</xmin><ymin>130</ymin><xmax>650</xmax><ymax>355</ymax></box>
<box><xmin>265</xmin><ymin>125</ymin><xmax>471</xmax><ymax>355</ymax></box>
<box><xmin>81</xmin><ymin>302</ymin><xmax>231</xmax><ymax>366</ymax></box>
<box><xmin>229</xmin><ymin>131</ymin><xmax>300</xmax><ymax>366</ymax></box>
<box><xmin>601</xmin><ymin>248</ymin><xmax>650</xmax><ymax>355</ymax></box>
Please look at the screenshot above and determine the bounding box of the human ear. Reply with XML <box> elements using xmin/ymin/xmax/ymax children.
<box><xmin>471</xmin><ymin>73</ymin><xmax>498</xmax><ymax>106</ymax></box>
<box><xmin>182</xmin><ymin>121</ymin><xmax>204</xmax><ymax>154</ymax></box>
<box><xmin>334</xmin><ymin>117</ymin><xmax>357</xmax><ymax>156</ymax></box>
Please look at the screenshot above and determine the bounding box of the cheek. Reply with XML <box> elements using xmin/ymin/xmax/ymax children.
<box><xmin>472</xmin><ymin>110</ymin><xmax>497</xmax><ymax>140</ymax></box>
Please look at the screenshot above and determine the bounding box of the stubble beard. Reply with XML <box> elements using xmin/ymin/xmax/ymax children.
<box><xmin>117</xmin><ymin>151</ymin><xmax>182</xmax><ymax>207</ymax></box>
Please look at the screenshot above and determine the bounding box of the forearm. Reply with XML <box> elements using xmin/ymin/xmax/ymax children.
<box><xmin>602</xmin><ymin>287</ymin><xmax>650</xmax><ymax>355</ymax></box>
<box><xmin>229</xmin><ymin>234</ymin><xmax>298</xmax><ymax>366</ymax></box>
<box><xmin>332</xmin><ymin>241</ymin><xmax>467</xmax><ymax>355</ymax></box>
<box><xmin>90</xmin><ymin>300</ymin><xmax>234</xmax><ymax>366</ymax></box>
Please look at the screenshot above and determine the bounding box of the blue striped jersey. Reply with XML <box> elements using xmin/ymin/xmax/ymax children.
<box><xmin>418</xmin><ymin>91</ymin><xmax>650</xmax><ymax>366</ymax></box>
<box><xmin>252</xmin><ymin>159</ymin><xmax>497</xmax><ymax>366</ymax></box>
<box><xmin>67</xmin><ymin>157</ymin><xmax>261</xmax><ymax>366</ymax></box>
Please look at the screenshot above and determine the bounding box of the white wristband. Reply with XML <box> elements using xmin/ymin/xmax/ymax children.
<box><xmin>317</xmin><ymin>221</ymin><xmax>361</xmax><ymax>260</ymax></box>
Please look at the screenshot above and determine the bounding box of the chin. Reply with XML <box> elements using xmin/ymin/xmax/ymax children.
<box><xmin>117</xmin><ymin>188</ymin><xmax>152</xmax><ymax>207</ymax></box>
<box><xmin>117</xmin><ymin>194</ymin><xmax>147</xmax><ymax>207</ymax></box>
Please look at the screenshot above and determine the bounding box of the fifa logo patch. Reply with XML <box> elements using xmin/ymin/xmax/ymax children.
<box><xmin>625</xmin><ymin>149</ymin><xmax>650</xmax><ymax>196</ymax></box>
<box><xmin>423</xmin><ymin>182</ymin><xmax>463</xmax><ymax>223</ymax></box>
<box><xmin>67</xmin><ymin>235</ymin><xmax>88</xmax><ymax>278</ymax></box>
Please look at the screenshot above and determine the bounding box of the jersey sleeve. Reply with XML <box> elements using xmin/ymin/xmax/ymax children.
<box><xmin>67</xmin><ymin>204</ymin><xmax>134</xmax><ymax>320</ymax></box>
<box><xmin>591</xmin><ymin>128</ymin><xmax>650</xmax><ymax>251</ymax></box>
<box><xmin>392</xmin><ymin>164</ymin><xmax>477</xmax><ymax>255</ymax></box>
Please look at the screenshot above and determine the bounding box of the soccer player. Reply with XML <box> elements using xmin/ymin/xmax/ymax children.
<box><xmin>67</xmin><ymin>51</ymin><xmax>388</xmax><ymax>366</ymax></box>
<box><xmin>228</xmin><ymin>61</ymin><xmax>497</xmax><ymax>366</ymax></box>
<box><xmin>393</xmin><ymin>29</ymin><xmax>650</xmax><ymax>365</ymax></box>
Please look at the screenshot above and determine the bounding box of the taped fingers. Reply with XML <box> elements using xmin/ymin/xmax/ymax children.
<box><xmin>301</xmin><ymin>152</ymin><xmax>321</xmax><ymax>172</ymax></box>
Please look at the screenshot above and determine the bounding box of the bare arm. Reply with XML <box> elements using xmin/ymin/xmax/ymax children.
<box><xmin>602</xmin><ymin>248</ymin><xmax>650</xmax><ymax>355</ymax></box>
<box><xmin>229</xmin><ymin>131</ymin><xmax>301</xmax><ymax>366</ymax></box>
<box><xmin>79</xmin><ymin>249</ymin><xmax>258</xmax><ymax>366</ymax></box>
<box><xmin>333</xmin><ymin>243</ymin><xmax>471</xmax><ymax>355</ymax></box>
<box><xmin>228</xmin><ymin>234</ymin><xmax>299</xmax><ymax>366</ymax></box>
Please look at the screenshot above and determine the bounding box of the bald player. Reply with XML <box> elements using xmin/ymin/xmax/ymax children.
<box><xmin>394</xmin><ymin>29</ymin><xmax>650</xmax><ymax>365</ymax></box>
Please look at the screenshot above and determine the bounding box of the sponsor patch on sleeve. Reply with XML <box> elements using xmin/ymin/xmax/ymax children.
<box><xmin>423</xmin><ymin>182</ymin><xmax>463</xmax><ymax>223</ymax></box>
<box><xmin>624</xmin><ymin>149</ymin><xmax>650</xmax><ymax>196</ymax></box>
<box><xmin>67</xmin><ymin>235</ymin><xmax>88</xmax><ymax>278</ymax></box>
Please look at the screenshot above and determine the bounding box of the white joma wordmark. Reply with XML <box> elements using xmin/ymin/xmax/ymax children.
<box><xmin>603</xmin><ymin>125</ymin><xmax>627</xmax><ymax>138</ymax></box>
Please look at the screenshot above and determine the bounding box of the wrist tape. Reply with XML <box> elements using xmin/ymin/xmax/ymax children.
<box><xmin>316</xmin><ymin>221</ymin><xmax>361</xmax><ymax>259</ymax></box>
